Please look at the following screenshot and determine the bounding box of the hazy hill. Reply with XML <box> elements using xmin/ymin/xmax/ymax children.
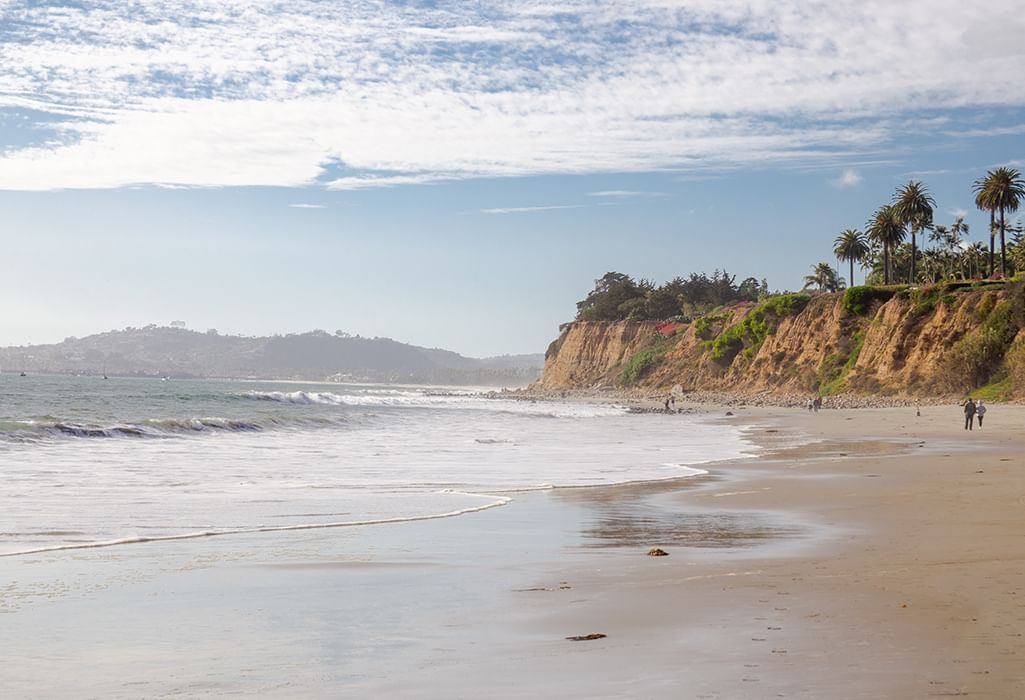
<box><xmin>0</xmin><ymin>327</ymin><xmax>543</xmax><ymax>386</ymax></box>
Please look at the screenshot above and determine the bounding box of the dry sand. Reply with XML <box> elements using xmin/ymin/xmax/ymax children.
<box><xmin>481</xmin><ymin>403</ymin><xmax>1025</xmax><ymax>699</ymax></box>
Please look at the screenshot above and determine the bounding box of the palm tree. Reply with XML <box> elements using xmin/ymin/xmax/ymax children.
<box><xmin>951</xmin><ymin>215</ymin><xmax>969</xmax><ymax>247</ymax></box>
<box><xmin>973</xmin><ymin>168</ymin><xmax>1025</xmax><ymax>277</ymax></box>
<box><xmin>975</xmin><ymin>182</ymin><xmax>997</xmax><ymax>275</ymax></box>
<box><xmin>974</xmin><ymin>186</ymin><xmax>997</xmax><ymax>276</ymax></box>
<box><xmin>803</xmin><ymin>262</ymin><xmax>843</xmax><ymax>292</ymax></box>
<box><xmin>833</xmin><ymin>229</ymin><xmax>869</xmax><ymax>287</ymax></box>
<box><xmin>892</xmin><ymin>181</ymin><xmax>935</xmax><ymax>285</ymax></box>
<box><xmin>963</xmin><ymin>241</ymin><xmax>987</xmax><ymax>279</ymax></box>
<box><xmin>866</xmin><ymin>204</ymin><xmax>905</xmax><ymax>284</ymax></box>
<box><xmin>931</xmin><ymin>216</ymin><xmax>969</xmax><ymax>279</ymax></box>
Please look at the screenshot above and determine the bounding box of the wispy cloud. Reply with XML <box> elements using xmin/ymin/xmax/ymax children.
<box><xmin>831</xmin><ymin>168</ymin><xmax>863</xmax><ymax>188</ymax></box>
<box><xmin>0</xmin><ymin>1</ymin><xmax>1023</xmax><ymax>190</ymax></box>
<box><xmin>480</xmin><ymin>204</ymin><xmax>586</xmax><ymax>215</ymax></box>
<box><xmin>587</xmin><ymin>190</ymin><xmax>665</xmax><ymax>198</ymax></box>
<box><xmin>289</xmin><ymin>203</ymin><xmax>325</xmax><ymax>209</ymax></box>
<box><xmin>944</xmin><ymin>124</ymin><xmax>1025</xmax><ymax>138</ymax></box>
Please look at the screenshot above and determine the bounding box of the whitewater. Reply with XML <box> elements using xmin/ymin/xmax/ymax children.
<box><xmin>0</xmin><ymin>375</ymin><xmax>752</xmax><ymax>557</ymax></box>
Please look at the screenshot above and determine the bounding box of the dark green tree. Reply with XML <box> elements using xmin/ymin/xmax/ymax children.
<box><xmin>575</xmin><ymin>272</ymin><xmax>646</xmax><ymax>321</ymax></box>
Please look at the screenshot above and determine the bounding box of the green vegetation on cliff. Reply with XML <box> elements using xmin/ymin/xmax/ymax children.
<box><xmin>619</xmin><ymin>334</ymin><xmax>676</xmax><ymax>384</ymax></box>
<box><xmin>709</xmin><ymin>294</ymin><xmax>811</xmax><ymax>364</ymax></box>
<box><xmin>941</xmin><ymin>289</ymin><xmax>1024</xmax><ymax>392</ymax></box>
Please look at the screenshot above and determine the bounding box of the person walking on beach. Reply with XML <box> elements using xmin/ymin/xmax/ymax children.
<box><xmin>976</xmin><ymin>400</ymin><xmax>987</xmax><ymax>428</ymax></box>
<box><xmin>963</xmin><ymin>398</ymin><xmax>976</xmax><ymax>431</ymax></box>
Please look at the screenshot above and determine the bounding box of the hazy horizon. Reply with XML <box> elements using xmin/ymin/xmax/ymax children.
<box><xmin>2</xmin><ymin>1</ymin><xmax>1023</xmax><ymax>356</ymax></box>
<box><xmin>0</xmin><ymin>322</ymin><xmax>545</xmax><ymax>360</ymax></box>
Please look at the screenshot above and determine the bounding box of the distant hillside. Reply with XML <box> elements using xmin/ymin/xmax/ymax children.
<box><xmin>0</xmin><ymin>327</ymin><xmax>543</xmax><ymax>386</ymax></box>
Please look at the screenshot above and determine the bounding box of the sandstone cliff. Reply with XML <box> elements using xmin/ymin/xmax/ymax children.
<box><xmin>536</xmin><ymin>280</ymin><xmax>1025</xmax><ymax>399</ymax></box>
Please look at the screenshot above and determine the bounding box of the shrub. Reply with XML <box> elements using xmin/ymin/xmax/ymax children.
<box><xmin>693</xmin><ymin>313</ymin><xmax>727</xmax><ymax>340</ymax></box>
<box><xmin>619</xmin><ymin>334</ymin><xmax>676</xmax><ymax>384</ymax></box>
<box><xmin>709</xmin><ymin>294</ymin><xmax>810</xmax><ymax>365</ymax></box>
<box><xmin>817</xmin><ymin>331</ymin><xmax>866</xmax><ymax>395</ymax></box>
<box><xmin>1007</xmin><ymin>336</ymin><xmax>1025</xmax><ymax>394</ymax></box>
<box><xmin>621</xmin><ymin>346</ymin><xmax>661</xmax><ymax>383</ymax></box>
<box><xmin>975</xmin><ymin>292</ymin><xmax>996</xmax><ymax>320</ymax></box>
<box><xmin>842</xmin><ymin>286</ymin><xmax>899</xmax><ymax>316</ymax></box>
<box><xmin>941</xmin><ymin>300</ymin><xmax>1021</xmax><ymax>390</ymax></box>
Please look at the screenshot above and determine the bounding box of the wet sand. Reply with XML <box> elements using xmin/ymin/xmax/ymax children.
<box><xmin>477</xmin><ymin>403</ymin><xmax>1025</xmax><ymax>699</ymax></box>
<box><xmin>2</xmin><ymin>404</ymin><xmax>1024</xmax><ymax>698</ymax></box>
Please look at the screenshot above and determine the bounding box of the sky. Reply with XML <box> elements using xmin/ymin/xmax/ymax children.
<box><xmin>1</xmin><ymin>1</ymin><xmax>1024</xmax><ymax>357</ymax></box>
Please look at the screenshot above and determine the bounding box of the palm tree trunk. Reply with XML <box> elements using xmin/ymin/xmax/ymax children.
<box><xmin>1000</xmin><ymin>207</ymin><xmax>1007</xmax><ymax>277</ymax></box>
<box><xmin>989</xmin><ymin>210</ymin><xmax>995</xmax><ymax>276</ymax></box>
<box><xmin>850</xmin><ymin>259</ymin><xmax>855</xmax><ymax>287</ymax></box>
<box><xmin>884</xmin><ymin>244</ymin><xmax>890</xmax><ymax>284</ymax></box>
<box><xmin>910</xmin><ymin>227</ymin><xmax>917</xmax><ymax>284</ymax></box>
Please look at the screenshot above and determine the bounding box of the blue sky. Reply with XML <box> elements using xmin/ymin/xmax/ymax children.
<box><xmin>1</xmin><ymin>1</ymin><xmax>1023</xmax><ymax>356</ymax></box>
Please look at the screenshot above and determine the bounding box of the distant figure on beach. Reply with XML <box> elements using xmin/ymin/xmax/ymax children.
<box><xmin>670</xmin><ymin>396</ymin><xmax>675</xmax><ymax>409</ymax></box>
<box><xmin>813</xmin><ymin>396</ymin><xmax>822</xmax><ymax>412</ymax></box>
<box><xmin>963</xmin><ymin>398</ymin><xmax>976</xmax><ymax>431</ymax></box>
<box><xmin>807</xmin><ymin>398</ymin><xmax>814</xmax><ymax>412</ymax></box>
<box><xmin>976</xmin><ymin>400</ymin><xmax>987</xmax><ymax>428</ymax></box>
<box><xmin>664</xmin><ymin>398</ymin><xmax>670</xmax><ymax>411</ymax></box>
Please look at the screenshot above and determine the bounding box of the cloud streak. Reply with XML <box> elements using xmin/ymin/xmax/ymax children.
<box><xmin>0</xmin><ymin>1</ymin><xmax>1023</xmax><ymax>190</ymax></box>
<box><xmin>588</xmin><ymin>190</ymin><xmax>666</xmax><ymax>198</ymax></box>
<box><xmin>479</xmin><ymin>204</ymin><xmax>586</xmax><ymax>215</ymax></box>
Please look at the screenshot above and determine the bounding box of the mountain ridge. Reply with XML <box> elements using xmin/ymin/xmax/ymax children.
<box><xmin>0</xmin><ymin>326</ymin><xmax>543</xmax><ymax>386</ymax></box>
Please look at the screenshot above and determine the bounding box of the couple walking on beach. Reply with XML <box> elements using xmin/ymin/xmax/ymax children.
<box><xmin>963</xmin><ymin>398</ymin><xmax>987</xmax><ymax>430</ymax></box>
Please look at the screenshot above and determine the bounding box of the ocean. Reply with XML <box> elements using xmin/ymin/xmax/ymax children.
<box><xmin>0</xmin><ymin>375</ymin><xmax>752</xmax><ymax>558</ymax></box>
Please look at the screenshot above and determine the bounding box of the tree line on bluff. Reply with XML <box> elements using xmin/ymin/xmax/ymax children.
<box><xmin>575</xmin><ymin>270</ymin><xmax>771</xmax><ymax>322</ymax></box>
<box><xmin>577</xmin><ymin>168</ymin><xmax>1025</xmax><ymax>324</ymax></box>
<box><xmin>822</xmin><ymin>167</ymin><xmax>1025</xmax><ymax>292</ymax></box>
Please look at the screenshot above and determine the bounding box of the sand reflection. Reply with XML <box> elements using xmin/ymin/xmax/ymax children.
<box><xmin>579</xmin><ymin>502</ymin><xmax>801</xmax><ymax>549</ymax></box>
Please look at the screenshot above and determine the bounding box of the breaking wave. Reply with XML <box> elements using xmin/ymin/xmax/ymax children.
<box><xmin>0</xmin><ymin>415</ymin><xmax>343</xmax><ymax>443</ymax></box>
<box><xmin>242</xmin><ymin>390</ymin><xmax>628</xmax><ymax>418</ymax></box>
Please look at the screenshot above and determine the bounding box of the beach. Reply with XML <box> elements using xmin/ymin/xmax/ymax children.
<box><xmin>2</xmin><ymin>391</ymin><xmax>1024</xmax><ymax>698</ymax></box>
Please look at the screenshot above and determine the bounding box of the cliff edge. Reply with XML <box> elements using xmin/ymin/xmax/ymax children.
<box><xmin>536</xmin><ymin>280</ymin><xmax>1025</xmax><ymax>399</ymax></box>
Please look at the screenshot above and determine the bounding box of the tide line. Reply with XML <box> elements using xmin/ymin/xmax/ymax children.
<box><xmin>0</xmin><ymin>492</ymin><xmax>512</xmax><ymax>558</ymax></box>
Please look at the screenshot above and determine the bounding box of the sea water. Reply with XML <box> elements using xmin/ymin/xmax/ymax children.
<box><xmin>0</xmin><ymin>375</ymin><xmax>751</xmax><ymax>558</ymax></box>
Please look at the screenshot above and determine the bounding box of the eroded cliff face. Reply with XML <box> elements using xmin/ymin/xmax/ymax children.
<box><xmin>536</xmin><ymin>283</ymin><xmax>1025</xmax><ymax>398</ymax></box>
<box><xmin>538</xmin><ymin>321</ymin><xmax>658</xmax><ymax>390</ymax></box>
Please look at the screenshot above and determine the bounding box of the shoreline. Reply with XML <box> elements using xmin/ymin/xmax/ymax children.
<box><xmin>504</xmin><ymin>386</ymin><xmax>1023</xmax><ymax>409</ymax></box>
